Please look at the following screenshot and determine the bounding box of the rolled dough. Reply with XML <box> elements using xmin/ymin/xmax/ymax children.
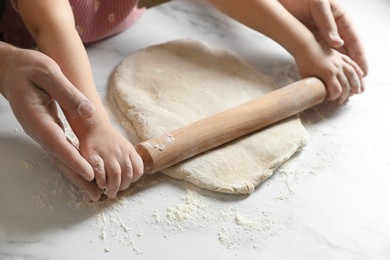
<box><xmin>111</xmin><ymin>39</ymin><xmax>308</xmax><ymax>194</ymax></box>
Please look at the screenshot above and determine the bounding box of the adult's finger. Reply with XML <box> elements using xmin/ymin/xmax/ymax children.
<box><xmin>53</xmin><ymin>157</ymin><xmax>102</xmax><ymax>201</ymax></box>
<box><xmin>335</xmin><ymin>12</ymin><xmax>369</xmax><ymax>76</ymax></box>
<box><xmin>40</xmin><ymin>121</ymin><xmax>95</xmax><ymax>182</ymax></box>
<box><xmin>310</xmin><ymin>0</ymin><xmax>344</xmax><ymax>48</ymax></box>
<box><xmin>106</xmin><ymin>158</ymin><xmax>122</xmax><ymax>199</ymax></box>
<box><xmin>28</xmin><ymin>58</ymin><xmax>95</xmax><ymax>118</ymax></box>
<box><xmin>25</xmin><ymin>98</ymin><xmax>95</xmax><ymax>181</ymax></box>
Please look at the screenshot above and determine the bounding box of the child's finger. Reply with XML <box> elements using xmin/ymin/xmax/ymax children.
<box><xmin>119</xmin><ymin>158</ymin><xmax>133</xmax><ymax>191</ymax></box>
<box><xmin>342</xmin><ymin>55</ymin><xmax>364</xmax><ymax>77</ymax></box>
<box><xmin>336</xmin><ymin>72</ymin><xmax>351</xmax><ymax>104</ymax></box>
<box><xmin>106</xmin><ymin>158</ymin><xmax>122</xmax><ymax>199</ymax></box>
<box><xmin>326</xmin><ymin>77</ymin><xmax>343</xmax><ymax>101</ymax></box>
<box><xmin>87</xmin><ymin>154</ymin><xmax>106</xmax><ymax>189</ymax></box>
<box><xmin>360</xmin><ymin>78</ymin><xmax>366</xmax><ymax>93</ymax></box>
<box><xmin>130</xmin><ymin>151</ymin><xmax>144</xmax><ymax>183</ymax></box>
<box><xmin>342</xmin><ymin>55</ymin><xmax>364</xmax><ymax>93</ymax></box>
<box><xmin>350</xmin><ymin>71</ymin><xmax>363</xmax><ymax>95</ymax></box>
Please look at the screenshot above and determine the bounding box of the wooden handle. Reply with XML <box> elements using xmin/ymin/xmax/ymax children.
<box><xmin>136</xmin><ymin>77</ymin><xmax>326</xmax><ymax>174</ymax></box>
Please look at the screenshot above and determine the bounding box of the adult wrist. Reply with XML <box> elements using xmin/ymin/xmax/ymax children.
<box><xmin>0</xmin><ymin>41</ymin><xmax>15</xmax><ymax>97</ymax></box>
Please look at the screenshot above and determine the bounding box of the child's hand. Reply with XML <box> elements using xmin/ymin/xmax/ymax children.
<box><xmin>295</xmin><ymin>43</ymin><xmax>364</xmax><ymax>105</ymax></box>
<box><xmin>278</xmin><ymin>0</ymin><xmax>368</xmax><ymax>76</ymax></box>
<box><xmin>78</xmin><ymin>124</ymin><xmax>144</xmax><ymax>199</ymax></box>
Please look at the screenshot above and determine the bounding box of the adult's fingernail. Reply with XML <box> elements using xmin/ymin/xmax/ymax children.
<box><xmin>78</xmin><ymin>100</ymin><xmax>95</xmax><ymax>117</ymax></box>
<box><xmin>330</xmin><ymin>33</ymin><xmax>344</xmax><ymax>46</ymax></box>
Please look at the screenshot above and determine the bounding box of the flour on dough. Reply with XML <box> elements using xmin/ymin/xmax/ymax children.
<box><xmin>111</xmin><ymin>39</ymin><xmax>308</xmax><ymax>194</ymax></box>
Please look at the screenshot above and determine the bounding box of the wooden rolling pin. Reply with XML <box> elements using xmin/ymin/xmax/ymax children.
<box><xmin>136</xmin><ymin>77</ymin><xmax>327</xmax><ymax>174</ymax></box>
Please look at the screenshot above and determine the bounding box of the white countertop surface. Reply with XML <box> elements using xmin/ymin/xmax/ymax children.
<box><xmin>1</xmin><ymin>0</ymin><xmax>389</xmax><ymax>259</ymax></box>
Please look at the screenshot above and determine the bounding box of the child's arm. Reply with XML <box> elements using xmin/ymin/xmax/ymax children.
<box><xmin>17</xmin><ymin>0</ymin><xmax>143</xmax><ymax>199</ymax></box>
<box><xmin>208</xmin><ymin>0</ymin><xmax>364</xmax><ymax>104</ymax></box>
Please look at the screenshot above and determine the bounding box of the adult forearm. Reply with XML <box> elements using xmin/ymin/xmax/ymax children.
<box><xmin>0</xmin><ymin>41</ymin><xmax>14</xmax><ymax>97</ymax></box>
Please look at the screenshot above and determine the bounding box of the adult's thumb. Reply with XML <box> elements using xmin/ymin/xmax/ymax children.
<box><xmin>311</xmin><ymin>0</ymin><xmax>344</xmax><ymax>48</ymax></box>
<box><xmin>31</xmin><ymin>62</ymin><xmax>95</xmax><ymax>118</ymax></box>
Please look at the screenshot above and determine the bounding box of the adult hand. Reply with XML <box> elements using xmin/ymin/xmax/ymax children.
<box><xmin>279</xmin><ymin>0</ymin><xmax>368</xmax><ymax>76</ymax></box>
<box><xmin>0</xmin><ymin>42</ymin><xmax>101</xmax><ymax>201</ymax></box>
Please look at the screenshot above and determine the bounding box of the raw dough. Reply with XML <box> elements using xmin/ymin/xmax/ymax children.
<box><xmin>111</xmin><ymin>39</ymin><xmax>308</xmax><ymax>194</ymax></box>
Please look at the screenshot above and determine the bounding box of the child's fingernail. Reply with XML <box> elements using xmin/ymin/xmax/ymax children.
<box><xmin>78</xmin><ymin>101</ymin><xmax>95</xmax><ymax>117</ymax></box>
<box><xmin>354</xmin><ymin>80</ymin><xmax>361</xmax><ymax>93</ymax></box>
<box><xmin>81</xmin><ymin>190</ymin><xmax>94</xmax><ymax>202</ymax></box>
<box><xmin>107</xmin><ymin>191</ymin><xmax>117</xmax><ymax>199</ymax></box>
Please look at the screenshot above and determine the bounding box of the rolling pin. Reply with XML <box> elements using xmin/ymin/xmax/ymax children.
<box><xmin>136</xmin><ymin>77</ymin><xmax>327</xmax><ymax>174</ymax></box>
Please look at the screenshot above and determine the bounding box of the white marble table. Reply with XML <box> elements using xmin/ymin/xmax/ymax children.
<box><xmin>1</xmin><ymin>0</ymin><xmax>389</xmax><ymax>259</ymax></box>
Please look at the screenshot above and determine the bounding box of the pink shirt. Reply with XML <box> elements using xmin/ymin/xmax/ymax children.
<box><xmin>0</xmin><ymin>0</ymin><xmax>144</xmax><ymax>47</ymax></box>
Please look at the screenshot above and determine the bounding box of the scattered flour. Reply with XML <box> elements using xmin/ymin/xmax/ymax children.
<box><xmin>31</xmin><ymin>171</ymin><xmax>294</xmax><ymax>253</ymax></box>
<box><xmin>218</xmin><ymin>228</ymin><xmax>235</xmax><ymax>248</ymax></box>
<box><xmin>18</xmin><ymin>159</ymin><xmax>36</xmax><ymax>170</ymax></box>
